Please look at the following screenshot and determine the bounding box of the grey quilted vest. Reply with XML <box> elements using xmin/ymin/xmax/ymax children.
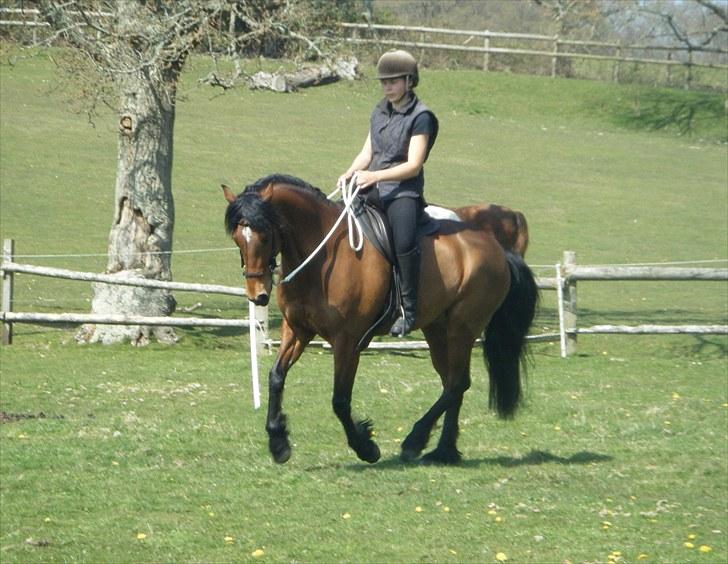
<box><xmin>368</xmin><ymin>94</ymin><xmax>438</xmax><ymax>202</ymax></box>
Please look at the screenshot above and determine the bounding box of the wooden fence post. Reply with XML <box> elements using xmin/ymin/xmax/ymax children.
<box><xmin>612</xmin><ymin>41</ymin><xmax>621</xmax><ymax>82</ymax></box>
<box><xmin>2</xmin><ymin>239</ymin><xmax>15</xmax><ymax>345</ymax></box>
<box><xmin>483</xmin><ymin>31</ymin><xmax>490</xmax><ymax>71</ymax></box>
<box><xmin>551</xmin><ymin>35</ymin><xmax>559</xmax><ymax>78</ymax></box>
<box><xmin>561</xmin><ymin>250</ymin><xmax>577</xmax><ymax>356</ymax></box>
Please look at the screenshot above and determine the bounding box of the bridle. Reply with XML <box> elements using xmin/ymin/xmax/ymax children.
<box><xmin>239</xmin><ymin>224</ymin><xmax>279</xmax><ymax>282</ymax></box>
<box><xmin>243</xmin><ymin>255</ymin><xmax>278</xmax><ymax>280</ymax></box>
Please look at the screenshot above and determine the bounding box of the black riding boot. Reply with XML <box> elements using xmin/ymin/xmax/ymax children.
<box><xmin>390</xmin><ymin>247</ymin><xmax>421</xmax><ymax>337</ymax></box>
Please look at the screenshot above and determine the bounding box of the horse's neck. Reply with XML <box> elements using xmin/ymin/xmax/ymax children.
<box><xmin>272</xmin><ymin>187</ymin><xmax>339</xmax><ymax>271</ymax></box>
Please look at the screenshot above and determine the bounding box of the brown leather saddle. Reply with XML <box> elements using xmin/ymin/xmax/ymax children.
<box><xmin>350</xmin><ymin>195</ymin><xmax>440</xmax><ymax>351</ymax></box>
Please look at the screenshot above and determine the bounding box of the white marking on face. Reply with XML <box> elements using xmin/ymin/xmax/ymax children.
<box><xmin>242</xmin><ymin>226</ymin><xmax>253</xmax><ymax>243</ymax></box>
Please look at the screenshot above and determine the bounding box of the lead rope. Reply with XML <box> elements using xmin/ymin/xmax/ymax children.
<box><xmin>281</xmin><ymin>174</ymin><xmax>364</xmax><ymax>284</ymax></box>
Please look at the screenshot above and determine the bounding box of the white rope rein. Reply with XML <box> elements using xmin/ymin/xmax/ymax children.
<box><xmin>281</xmin><ymin>174</ymin><xmax>364</xmax><ymax>284</ymax></box>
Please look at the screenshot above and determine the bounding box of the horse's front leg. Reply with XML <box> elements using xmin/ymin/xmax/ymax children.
<box><xmin>331</xmin><ymin>339</ymin><xmax>381</xmax><ymax>464</ymax></box>
<box><xmin>266</xmin><ymin>321</ymin><xmax>312</xmax><ymax>463</ymax></box>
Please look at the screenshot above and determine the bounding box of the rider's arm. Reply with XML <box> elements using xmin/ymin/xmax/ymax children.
<box><xmin>355</xmin><ymin>133</ymin><xmax>429</xmax><ymax>189</ymax></box>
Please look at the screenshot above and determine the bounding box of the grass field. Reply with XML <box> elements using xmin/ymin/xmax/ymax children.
<box><xmin>1</xmin><ymin>47</ymin><xmax>727</xmax><ymax>562</ymax></box>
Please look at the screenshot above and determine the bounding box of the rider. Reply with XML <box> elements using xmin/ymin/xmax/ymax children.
<box><xmin>338</xmin><ymin>49</ymin><xmax>439</xmax><ymax>337</ymax></box>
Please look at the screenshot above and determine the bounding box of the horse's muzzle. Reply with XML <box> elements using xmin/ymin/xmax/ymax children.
<box><xmin>251</xmin><ymin>293</ymin><xmax>270</xmax><ymax>307</ymax></box>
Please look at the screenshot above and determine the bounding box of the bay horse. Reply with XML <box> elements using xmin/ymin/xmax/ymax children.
<box><xmin>223</xmin><ymin>174</ymin><xmax>538</xmax><ymax>465</ymax></box>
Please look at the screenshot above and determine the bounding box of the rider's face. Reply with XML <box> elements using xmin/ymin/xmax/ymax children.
<box><xmin>380</xmin><ymin>77</ymin><xmax>408</xmax><ymax>105</ymax></box>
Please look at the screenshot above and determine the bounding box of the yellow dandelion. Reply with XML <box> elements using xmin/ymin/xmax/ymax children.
<box><xmin>136</xmin><ymin>533</ymin><xmax>147</xmax><ymax>540</ymax></box>
<box><xmin>553</xmin><ymin>425</ymin><xmax>561</xmax><ymax>431</ymax></box>
<box><xmin>687</xmin><ymin>534</ymin><xmax>697</xmax><ymax>540</ymax></box>
<box><xmin>672</xmin><ymin>392</ymin><xmax>681</xmax><ymax>400</ymax></box>
<box><xmin>224</xmin><ymin>536</ymin><xmax>234</xmax><ymax>544</ymax></box>
<box><xmin>251</xmin><ymin>548</ymin><xmax>265</xmax><ymax>558</ymax></box>
<box><xmin>342</xmin><ymin>513</ymin><xmax>351</xmax><ymax>520</ymax></box>
<box><xmin>637</xmin><ymin>554</ymin><xmax>649</xmax><ymax>560</ymax></box>
<box><xmin>112</xmin><ymin>461</ymin><xmax>119</xmax><ymax>466</ymax></box>
<box><xmin>684</xmin><ymin>542</ymin><xmax>694</xmax><ymax>549</ymax></box>
<box><xmin>699</xmin><ymin>545</ymin><xmax>712</xmax><ymax>553</ymax></box>
<box><xmin>495</xmin><ymin>516</ymin><xmax>504</xmax><ymax>523</ymax></box>
<box><xmin>415</xmin><ymin>506</ymin><xmax>423</xmax><ymax>513</ymax></box>
<box><xmin>488</xmin><ymin>509</ymin><xmax>498</xmax><ymax>516</ymax></box>
<box><xmin>44</xmin><ymin>517</ymin><xmax>51</xmax><ymax>523</ymax></box>
<box><xmin>443</xmin><ymin>506</ymin><xmax>450</xmax><ymax>513</ymax></box>
<box><xmin>449</xmin><ymin>549</ymin><xmax>457</xmax><ymax>555</ymax></box>
<box><xmin>495</xmin><ymin>552</ymin><xmax>508</xmax><ymax>562</ymax></box>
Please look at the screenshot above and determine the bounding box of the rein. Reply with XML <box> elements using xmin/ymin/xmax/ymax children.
<box><xmin>281</xmin><ymin>175</ymin><xmax>364</xmax><ymax>284</ymax></box>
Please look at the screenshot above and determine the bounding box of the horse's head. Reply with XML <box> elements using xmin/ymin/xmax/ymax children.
<box><xmin>223</xmin><ymin>184</ymin><xmax>278</xmax><ymax>306</ymax></box>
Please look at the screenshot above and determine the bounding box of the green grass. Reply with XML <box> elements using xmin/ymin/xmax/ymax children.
<box><xmin>1</xmin><ymin>336</ymin><xmax>726</xmax><ymax>562</ymax></box>
<box><xmin>1</xmin><ymin>47</ymin><xmax>727</xmax><ymax>562</ymax></box>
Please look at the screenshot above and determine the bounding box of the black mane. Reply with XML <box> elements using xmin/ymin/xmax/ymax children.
<box><xmin>225</xmin><ymin>174</ymin><xmax>334</xmax><ymax>235</ymax></box>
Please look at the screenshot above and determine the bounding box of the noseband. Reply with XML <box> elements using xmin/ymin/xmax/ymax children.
<box><xmin>244</xmin><ymin>256</ymin><xmax>277</xmax><ymax>280</ymax></box>
<box><xmin>239</xmin><ymin>223</ymin><xmax>279</xmax><ymax>281</ymax></box>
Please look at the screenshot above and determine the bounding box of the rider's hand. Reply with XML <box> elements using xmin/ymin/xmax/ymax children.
<box><xmin>354</xmin><ymin>170</ymin><xmax>379</xmax><ymax>189</ymax></box>
<box><xmin>337</xmin><ymin>173</ymin><xmax>353</xmax><ymax>190</ymax></box>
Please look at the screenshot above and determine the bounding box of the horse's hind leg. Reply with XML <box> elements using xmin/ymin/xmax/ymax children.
<box><xmin>332</xmin><ymin>339</ymin><xmax>380</xmax><ymax>464</ymax></box>
<box><xmin>401</xmin><ymin>323</ymin><xmax>452</xmax><ymax>461</ymax></box>
<box><xmin>266</xmin><ymin>321</ymin><xmax>312</xmax><ymax>464</ymax></box>
<box><xmin>421</xmin><ymin>329</ymin><xmax>475</xmax><ymax>465</ymax></box>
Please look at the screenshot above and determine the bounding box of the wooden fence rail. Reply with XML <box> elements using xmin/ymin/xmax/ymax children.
<box><xmin>0</xmin><ymin>239</ymin><xmax>266</xmax><ymax>347</ymax></box>
<box><xmin>341</xmin><ymin>22</ymin><xmax>727</xmax><ymax>86</ymax></box>
<box><xmin>557</xmin><ymin>251</ymin><xmax>728</xmax><ymax>357</ymax></box>
<box><xmin>2</xmin><ymin>241</ymin><xmax>726</xmax><ymax>359</ymax></box>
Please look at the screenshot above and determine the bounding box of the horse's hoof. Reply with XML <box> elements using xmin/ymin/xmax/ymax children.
<box><xmin>272</xmin><ymin>447</ymin><xmax>291</xmax><ymax>464</ymax></box>
<box><xmin>360</xmin><ymin>442</ymin><xmax>381</xmax><ymax>464</ymax></box>
<box><xmin>421</xmin><ymin>447</ymin><xmax>462</xmax><ymax>466</ymax></box>
<box><xmin>270</xmin><ymin>439</ymin><xmax>292</xmax><ymax>464</ymax></box>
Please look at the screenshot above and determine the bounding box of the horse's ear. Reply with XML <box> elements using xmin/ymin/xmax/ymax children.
<box><xmin>259</xmin><ymin>182</ymin><xmax>274</xmax><ymax>201</ymax></box>
<box><xmin>222</xmin><ymin>184</ymin><xmax>236</xmax><ymax>204</ymax></box>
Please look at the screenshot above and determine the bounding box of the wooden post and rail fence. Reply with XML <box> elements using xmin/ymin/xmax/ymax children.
<box><xmin>2</xmin><ymin>239</ymin><xmax>726</xmax><ymax>358</ymax></box>
<box><xmin>342</xmin><ymin>22</ymin><xmax>727</xmax><ymax>87</ymax></box>
<box><xmin>1</xmin><ymin>10</ymin><xmax>725</xmax><ymax>88</ymax></box>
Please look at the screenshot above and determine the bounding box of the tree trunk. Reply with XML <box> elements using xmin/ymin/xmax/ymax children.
<box><xmin>77</xmin><ymin>69</ymin><xmax>178</xmax><ymax>346</ymax></box>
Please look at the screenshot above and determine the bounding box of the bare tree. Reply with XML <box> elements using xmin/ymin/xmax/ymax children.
<box><xmin>640</xmin><ymin>0</ymin><xmax>727</xmax><ymax>51</ymax></box>
<box><xmin>36</xmin><ymin>0</ymin><xmax>349</xmax><ymax>345</ymax></box>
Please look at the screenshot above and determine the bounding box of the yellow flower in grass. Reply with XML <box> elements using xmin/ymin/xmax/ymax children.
<box><xmin>699</xmin><ymin>545</ymin><xmax>712</xmax><ymax>553</ymax></box>
<box><xmin>251</xmin><ymin>548</ymin><xmax>265</xmax><ymax>558</ymax></box>
<box><xmin>637</xmin><ymin>554</ymin><xmax>649</xmax><ymax>560</ymax></box>
<box><xmin>136</xmin><ymin>533</ymin><xmax>147</xmax><ymax>540</ymax></box>
<box><xmin>495</xmin><ymin>552</ymin><xmax>508</xmax><ymax>562</ymax></box>
<box><xmin>684</xmin><ymin>542</ymin><xmax>695</xmax><ymax>549</ymax></box>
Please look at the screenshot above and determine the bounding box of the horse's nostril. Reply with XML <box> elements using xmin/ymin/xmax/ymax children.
<box><xmin>254</xmin><ymin>294</ymin><xmax>270</xmax><ymax>307</ymax></box>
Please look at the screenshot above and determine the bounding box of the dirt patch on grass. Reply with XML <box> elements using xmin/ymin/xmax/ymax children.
<box><xmin>0</xmin><ymin>411</ymin><xmax>64</xmax><ymax>424</ymax></box>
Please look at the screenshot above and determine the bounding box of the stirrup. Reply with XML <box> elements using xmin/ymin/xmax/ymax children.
<box><xmin>390</xmin><ymin>313</ymin><xmax>414</xmax><ymax>337</ymax></box>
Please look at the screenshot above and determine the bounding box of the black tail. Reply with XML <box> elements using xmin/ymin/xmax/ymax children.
<box><xmin>484</xmin><ymin>252</ymin><xmax>539</xmax><ymax>418</ymax></box>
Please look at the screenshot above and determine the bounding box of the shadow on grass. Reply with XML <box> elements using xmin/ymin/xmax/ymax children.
<box><xmin>331</xmin><ymin>449</ymin><xmax>613</xmax><ymax>472</ymax></box>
